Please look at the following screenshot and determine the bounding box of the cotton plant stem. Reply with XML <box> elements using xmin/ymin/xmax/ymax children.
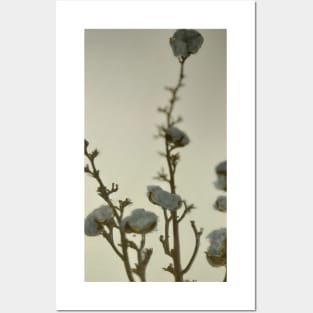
<box><xmin>120</xmin><ymin>232</ymin><xmax>135</xmax><ymax>282</ymax></box>
<box><xmin>137</xmin><ymin>234</ymin><xmax>147</xmax><ymax>282</ymax></box>
<box><xmin>164</xmin><ymin>60</ymin><xmax>185</xmax><ymax>282</ymax></box>
<box><xmin>85</xmin><ymin>144</ymin><xmax>135</xmax><ymax>282</ymax></box>
<box><xmin>161</xmin><ymin>209</ymin><xmax>171</xmax><ymax>256</ymax></box>
<box><xmin>182</xmin><ymin>221</ymin><xmax>202</xmax><ymax>275</ymax></box>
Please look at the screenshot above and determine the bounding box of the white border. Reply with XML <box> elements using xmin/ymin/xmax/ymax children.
<box><xmin>56</xmin><ymin>1</ymin><xmax>255</xmax><ymax>310</ymax></box>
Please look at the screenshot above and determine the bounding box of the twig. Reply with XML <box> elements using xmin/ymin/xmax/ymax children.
<box><xmin>163</xmin><ymin>60</ymin><xmax>186</xmax><ymax>282</ymax></box>
<box><xmin>102</xmin><ymin>231</ymin><xmax>123</xmax><ymax>260</ymax></box>
<box><xmin>178</xmin><ymin>201</ymin><xmax>194</xmax><ymax>223</ymax></box>
<box><xmin>132</xmin><ymin>234</ymin><xmax>153</xmax><ymax>282</ymax></box>
<box><xmin>160</xmin><ymin>209</ymin><xmax>171</xmax><ymax>256</ymax></box>
<box><xmin>223</xmin><ymin>265</ymin><xmax>227</xmax><ymax>282</ymax></box>
<box><xmin>182</xmin><ymin>221</ymin><xmax>203</xmax><ymax>275</ymax></box>
<box><xmin>85</xmin><ymin>140</ymin><xmax>135</xmax><ymax>282</ymax></box>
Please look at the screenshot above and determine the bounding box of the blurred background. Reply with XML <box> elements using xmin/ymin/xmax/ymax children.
<box><xmin>85</xmin><ymin>29</ymin><xmax>226</xmax><ymax>281</ymax></box>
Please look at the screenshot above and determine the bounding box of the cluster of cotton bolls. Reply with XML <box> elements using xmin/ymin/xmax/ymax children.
<box><xmin>85</xmin><ymin>206</ymin><xmax>158</xmax><ymax>236</ymax></box>
<box><xmin>206</xmin><ymin>161</ymin><xmax>227</xmax><ymax>278</ymax></box>
<box><xmin>84</xmin><ymin>29</ymin><xmax>208</xmax><ymax>282</ymax></box>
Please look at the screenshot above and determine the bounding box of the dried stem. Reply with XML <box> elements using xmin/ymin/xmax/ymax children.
<box><xmin>157</xmin><ymin>58</ymin><xmax>202</xmax><ymax>281</ymax></box>
<box><xmin>129</xmin><ymin>234</ymin><xmax>153</xmax><ymax>282</ymax></box>
<box><xmin>223</xmin><ymin>265</ymin><xmax>227</xmax><ymax>282</ymax></box>
<box><xmin>85</xmin><ymin>140</ymin><xmax>135</xmax><ymax>282</ymax></box>
<box><xmin>178</xmin><ymin>201</ymin><xmax>194</xmax><ymax>223</ymax></box>
<box><xmin>182</xmin><ymin>221</ymin><xmax>203</xmax><ymax>275</ymax></box>
<box><xmin>164</xmin><ymin>61</ymin><xmax>186</xmax><ymax>281</ymax></box>
<box><xmin>102</xmin><ymin>230</ymin><xmax>123</xmax><ymax>260</ymax></box>
<box><xmin>160</xmin><ymin>209</ymin><xmax>171</xmax><ymax>256</ymax></box>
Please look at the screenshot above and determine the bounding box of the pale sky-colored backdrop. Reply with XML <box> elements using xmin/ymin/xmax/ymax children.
<box><xmin>85</xmin><ymin>29</ymin><xmax>226</xmax><ymax>282</ymax></box>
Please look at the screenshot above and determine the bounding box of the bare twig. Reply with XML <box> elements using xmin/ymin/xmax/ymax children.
<box><xmin>182</xmin><ymin>221</ymin><xmax>203</xmax><ymax>275</ymax></box>
<box><xmin>102</xmin><ymin>231</ymin><xmax>123</xmax><ymax>260</ymax></box>
<box><xmin>178</xmin><ymin>201</ymin><xmax>195</xmax><ymax>223</ymax></box>
<box><xmin>161</xmin><ymin>60</ymin><xmax>186</xmax><ymax>282</ymax></box>
<box><xmin>132</xmin><ymin>235</ymin><xmax>153</xmax><ymax>282</ymax></box>
<box><xmin>85</xmin><ymin>140</ymin><xmax>135</xmax><ymax>282</ymax></box>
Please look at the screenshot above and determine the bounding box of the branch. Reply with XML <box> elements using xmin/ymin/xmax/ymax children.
<box><xmin>159</xmin><ymin>209</ymin><xmax>171</xmax><ymax>256</ymax></box>
<box><xmin>85</xmin><ymin>139</ymin><xmax>135</xmax><ymax>282</ymax></box>
<box><xmin>132</xmin><ymin>234</ymin><xmax>153</xmax><ymax>282</ymax></box>
<box><xmin>178</xmin><ymin>201</ymin><xmax>195</xmax><ymax>223</ymax></box>
<box><xmin>84</xmin><ymin>140</ymin><xmax>120</xmax><ymax>221</ymax></box>
<box><xmin>102</xmin><ymin>231</ymin><xmax>123</xmax><ymax>260</ymax></box>
<box><xmin>182</xmin><ymin>221</ymin><xmax>203</xmax><ymax>275</ymax></box>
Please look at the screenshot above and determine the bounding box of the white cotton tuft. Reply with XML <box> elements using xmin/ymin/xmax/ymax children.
<box><xmin>214</xmin><ymin>196</ymin><xmax>227</xmax><ymax>212</ymax></box>
<box><xmin>207</xmin><ymin>228</ymin><xmax>227</xmax><ymax>256</ymax></box>
<box><xmin>147</xmin><ymin>185</ymin><xmax>182</xmax><ymax>211</ymax></box>
<box><xmin>170</xmin><ymin>29</ymin><xmax>204</xmax><ymax>58</ymax></box>
<box><xmin>84</xmin><ymin>215</ymin><xmax>100</xmax><ymax>236</ymax></box>
<box><xmin>165</xmin><ymin>127</ymin><xmax>190</xmax><ymax>147</ymax></box>
<box><xmin>84</xmin><ymin>205</ymin><xmax>114</xmax><ymax>236</ymax></box>
<box><xmin>121</xmin><ymin>208</ymin><xmax>158</xmax><ymax>234</ymax></box>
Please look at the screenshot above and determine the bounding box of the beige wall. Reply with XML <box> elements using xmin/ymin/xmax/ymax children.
<box><xmin>85</xmin><ymin>29</ymin><xmax>226</xmax><ymax>281</ymax></box>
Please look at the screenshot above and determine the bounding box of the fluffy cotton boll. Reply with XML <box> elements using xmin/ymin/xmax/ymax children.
<box><xmin>206</xmin><ymin>228</ymin><xmax>227</xmax><ymax>267</ymax></box>
<box><xmin>127</xmin><ymin>209</ymin><xmax>158</xmax><ymax>234</ymax></box>
<box><xmin>214</xmin><ymin>174</ymin><xmax>227</xmax><ymax>191</ymax></box>
<box><xmin>170</xmin><ymin>29</ymin><xmax>204</xmax><ymax>58</ymax></box>
<box><xmin>214</xmin><ymin>160</ymin><xmax>227</xmax><ymax>191</ymax></box>
<box><xmin>214</xmin><ymin>195</ymin><xmax>227</xmax><ymax>212</ymax></box>
<box><xmin>147</xmin><ymin>185</ymin><xmax>182</xmax><ymax>211</ymax></box>
<box><xmin>165</xmin><ymin>127</ymin><xmax>190</xmax><ymax>147</ymax></box>
<box><xmin>84</xmin><ymin>205</ymin><xmax>114</xmax><ymax>236</ymax></box>
<box><xmin>85</xmin><ymin>215</ymin><xmax>102</xmax><ymax>236</ymax></box>
<box><xmin>121</xmin><ymin>209</ymin><xmax>158</xmax><ymax>234</ymax></box>
<box><xmin>92</xmin><ymin>205</ymin><xmax>114</xmax><ymax>223</ymax></box>
<box><xmin>215</xmin><ymin>161</ymin><xmax>227</xmax><ymax>176</ymax></box>
<box><xmin>120</xmin><ymin>216</ymin><xmax>133</xmax><ymax>233</ymax></box>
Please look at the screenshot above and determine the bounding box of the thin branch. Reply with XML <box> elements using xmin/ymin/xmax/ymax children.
<box><xmin>85</xmin><ymin>140</ymin><xmax>135</xmax><ymax>282</ymax></box>
<box><xmin>178</xmin><ymin>201</ymin><xmax>195</xmax><ymax>223</ymax></box>
<box><xmin>182</xmin><ymin>221</ymin><xmax>203</xmax><ymax>275</ymax></box>
<box><xmin>102</xmin><ymin>231</ymin><xmax>123</xmax><ymax>260</ymax></box>
<box><xmin>166</xmin><ymin>59</ymin><xmax>186</xmax><ymax>127</ymax></box>
<box><xmin>159</xmin><ymin>60</ymin><xmax>186</xmax><ymax>282</ymax></box>
<box><xmin>160</xmin><ymin>209</ymin><xmax>171</xmax><ymax>256</ymax></box>
<box><xmin>84</xmin><ymin>142</ymin><xmax>120</xmax><ymax>221</ymax></box>
<box><xmin>132</xmin><ymin>235</ymin><xmax>153</xmax><ymax>282</ymax></box>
